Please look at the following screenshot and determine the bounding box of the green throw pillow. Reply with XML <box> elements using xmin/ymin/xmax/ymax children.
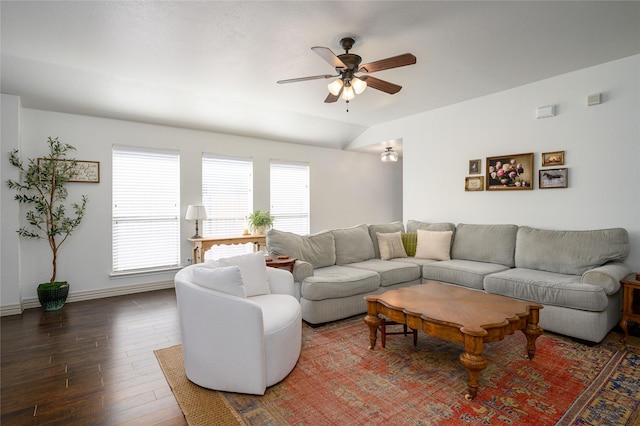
<box><xmin>401</xmin><ymin>232</ymin><xmax>417</xmax><ymax>257</ymax></box>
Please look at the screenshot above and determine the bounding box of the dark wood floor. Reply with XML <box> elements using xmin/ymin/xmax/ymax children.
<box><xmin>3</xmin><ymin>288</ymin><xmax>639</xmax><ymax>425</ymax></box>
<box><xmin>1</xmin><ymin>289</ymin><xmax>187</xmax><ymax>425</ymax></box>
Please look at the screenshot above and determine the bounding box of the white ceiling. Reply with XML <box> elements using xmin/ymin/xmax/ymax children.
<box><xmin>2</xmin><ymin>1</ymin><xmax>639</xmax><ymax>155</ymax></box>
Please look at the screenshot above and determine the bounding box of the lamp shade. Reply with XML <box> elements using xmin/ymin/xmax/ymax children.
<box><xmin>341</xmin><ymin>85</ymin><xmax>355</xmax><ymax>101</ymax></box>
<box><xmin>327</xmin><ymin>79</ymin><xmax>344</xmax><ymax>96</ymax></box>
<box><xmin>381</xmin><ymin>147</ymin><xmax>398</xmax><ymax>162</ymax></box>
<box><xmin>186</xmin><ymin>205</ymin><xmax>208</xmax><ymax>220</ymax></box>
<box><xmin>351</xmin><ymin>77</ymin><xmax>367</xmax><ymax>94</ymax></box>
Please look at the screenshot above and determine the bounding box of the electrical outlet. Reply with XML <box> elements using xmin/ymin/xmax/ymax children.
<box><xmin>187</xmin><ymin>258</ymin><xmax>193</xmax><ymax>265</ymax></box>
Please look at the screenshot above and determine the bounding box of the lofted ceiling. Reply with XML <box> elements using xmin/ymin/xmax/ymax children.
<box><xmin>1</xmin><ymin>1</ymin><xmax>639</xmax><ymax>156</ymax></box>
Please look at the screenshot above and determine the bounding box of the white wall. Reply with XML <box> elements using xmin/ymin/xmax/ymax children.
<box><xmin>1</xmin><ymin>95</ymin><xmax>22</xmax><ymax>314</ymax></box>
<box><xmin>353</xmin><ymin>55</ymin><xmax>640</xmax><ymax>271</ymax></box>
<box><xmin>0</xmin><ymin>105</ymin><xmax>402</xmax><ymax>311</ymax></box>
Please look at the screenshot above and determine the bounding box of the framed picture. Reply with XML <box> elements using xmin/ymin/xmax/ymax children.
<box><xmin>486</xmin><ymin>152</ymin><xmax>534</xmax><ymax>190</ymax></box>
<box><xmin>38</xmin><ymin>159</ymin><xmax>100</xmax><ymax>183</ymax></box>
<box><xmin>465</xmin><ymin>176</ymin><xmax>484</xmax><ymax>191</ymax></box>
<box><xmin>539</xmin><ymin>168</ymin><xmax>568</xmax><ymax>189</ymax></box>
<box><xmin>469</xmin><ymin>159</ymin><xmax>481</xmax><ymax>175</ymax></box>
<box><xmin>542</xmin><ymin>151</ymin><xmax>564</xmax><ymax>166</ymax></box>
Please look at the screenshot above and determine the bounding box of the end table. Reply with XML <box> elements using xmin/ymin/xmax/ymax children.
<box><xmin>265</xmin><ymin>256</ymin><xmax>297</xmax><ymax>273</ymax></box>
<box><xmin>620</xmin><ymin>273</ymin><xmax>640</xmax><ymax>344</ymax></box>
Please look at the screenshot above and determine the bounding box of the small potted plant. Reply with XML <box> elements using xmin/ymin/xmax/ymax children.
<box><xmin>7</xmin><ymin>137</ymin><xmax>88</xmax><ymax>311</ymax></box>
<box><xmin>247</xmin><ymin>210</ymin><xmax>275</xmax><ymax>235</ymax></box>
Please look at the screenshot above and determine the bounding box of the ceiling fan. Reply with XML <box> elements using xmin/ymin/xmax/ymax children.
<box><xmin>277</xmin><ymin>37</ymin><xmax>417</xmax><ymax>111</ymax></box>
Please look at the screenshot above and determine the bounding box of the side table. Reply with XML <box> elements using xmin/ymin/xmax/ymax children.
<box><xmin>620</xmin><ymin>273</ymin><xmax>640</xmax><ymax>344</ymax></box>
<box><xmin>265</xmin><ymin>256</ymin><xmax>297</xmax><ymax>273</ymax></box>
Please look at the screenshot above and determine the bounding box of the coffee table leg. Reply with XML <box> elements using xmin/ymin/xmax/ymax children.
<box><xmin>523</xmin><ymin>308</ymin><xmax>543</xmax><ymax>360</ymax></box>
<box><xmin>459</xmin><ymin>333</ymin><xmax>488</xmax><ymax>400</ymax></box>
<box><xmin>364</xmin><ymin>301</ymin><xmax>381</xmax><ymax>350</ymax></box>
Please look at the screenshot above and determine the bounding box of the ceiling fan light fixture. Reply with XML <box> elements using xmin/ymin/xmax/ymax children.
<box><xmin>341</xmin><ymin>85</ymin><xmax>355</xmax><ymax>101</ymax></box>
<box><xmin>327</xmin><ymin>79</ymin><xmax>343</xmax><ymax>96</ymax></box>
<box><xmin>352</xmin><ymin>77</ymin><xmax>367</xmax><ymax>94</ymax></box>
<box><xmin>381</xmin><ymin>147</ymin><xmax>398</xmax><ymax>162</ymax></box>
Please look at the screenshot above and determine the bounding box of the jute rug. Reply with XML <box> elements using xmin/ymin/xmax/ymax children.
<box><xmin>155</xmin><ymin>317</ymin><xmax>640</xmax><ymax>425</ymax></box>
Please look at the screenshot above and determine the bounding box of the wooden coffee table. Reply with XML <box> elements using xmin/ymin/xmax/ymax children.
<box><xmin>364</xmin><ymin>282</ymin><xmax>543</xmax><ymax>400</ymax></box>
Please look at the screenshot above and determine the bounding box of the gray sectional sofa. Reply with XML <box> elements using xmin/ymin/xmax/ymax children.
<box><xmin>266</xmin><ymin>221</ymin><xmax>631</xmax><ymax>343</ymax></box>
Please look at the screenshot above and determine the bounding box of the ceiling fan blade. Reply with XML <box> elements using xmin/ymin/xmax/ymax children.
<box><xmin>359</xmin><ymin>53</ymin><xmax>417</xmax><ymax>74</ymax></box>
<box><xmin>277</xmin><ymin>74</ymin><xmax>336</xmax><ymax>84</ymax></box>
<box><xmin>324</xmin><ymin>87</ymin><xmax>343</xmax><ymax>103</ymax></box>
<box><xmin>312</xmin><ymin>46</ymin><xmax>348</xmax><ymax>70</ymax></box>
<box><xmin>360</xmin><ymin>76</ymin><xmax>402</xmax><ymax>94</ymax></box>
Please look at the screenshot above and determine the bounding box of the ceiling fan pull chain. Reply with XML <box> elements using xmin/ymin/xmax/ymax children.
<box><xmin>346</xmin><ymin>100</ymin><xmax>349</xmax><ymax>112</ymax></box>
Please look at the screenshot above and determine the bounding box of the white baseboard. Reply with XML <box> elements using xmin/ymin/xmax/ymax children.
<box><xmin>1</xmin><ymin>281</ymin><xmax>175</xmax><ymax>315</ymax></box>
<box><xmin>1</xmin><ymin>304</ymin><xmax>23</xmax><ymax>316</ymax></box>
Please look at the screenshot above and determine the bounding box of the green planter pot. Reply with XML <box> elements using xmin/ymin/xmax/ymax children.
<box><xmin>37</xmin><ymin>282</ymin><xmax>69</xmax><ymax>311</ymax></box>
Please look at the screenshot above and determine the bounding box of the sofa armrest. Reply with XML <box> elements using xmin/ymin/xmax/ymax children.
<box><xmin>582</xmin><ymin>262</ymin><xmax>632</xmax><ymax>294</ymax></box>
<box><xmin>267</xmin><ymin>267</ymin><xmax>295</xmax><ymax>296</ymax></box>
<box><xmin>292</xmin><ymin>260</ymin><xmax>313</xmax><ymax>282</ymax></box>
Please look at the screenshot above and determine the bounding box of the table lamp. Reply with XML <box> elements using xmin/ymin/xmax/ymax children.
<box><xmin>186</xmin><ymin>204</ymin><xmax>207</xmax><ymax>239</ymax></box>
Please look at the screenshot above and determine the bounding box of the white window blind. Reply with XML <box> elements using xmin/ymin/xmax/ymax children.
<box><xmin>112</xmin><ymin>147</ymin><xmax>180</xmax><ymax>273</ymax></box>
<box><xmin>202</xmin><ymin>154</ymin><xmax>253</xmax><ymax>260</ymax></box>
<box><xmin>270</xmin><ymin>160</ymin><xmax>310</xmax><ymax>235</ymax></box>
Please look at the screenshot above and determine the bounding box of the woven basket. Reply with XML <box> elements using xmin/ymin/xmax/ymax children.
<box><xmin>37</xmin><ymin>282</ymin><xmax>69</xmax><ymax>311</ymax></box>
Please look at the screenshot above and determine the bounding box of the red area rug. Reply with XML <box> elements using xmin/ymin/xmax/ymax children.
<box><xmin>223</xmin><ymin>317</ymin><xmax>639</xmax><ymax>425</ymax></box>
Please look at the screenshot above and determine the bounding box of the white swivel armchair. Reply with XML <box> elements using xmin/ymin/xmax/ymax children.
<box><xmin>175</xmin><ymin>252</ymin><xmax>302</xmax><ymax>395</ymax></box>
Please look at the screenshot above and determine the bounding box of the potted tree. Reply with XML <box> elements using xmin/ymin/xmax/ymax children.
<box><xmin>7</xmin><ymin>137</ymin><xmax>88</xmax><ymax>311</ymax></box>
<box><xmin>247</xmin><ymin>210</ymin><xmax>275</xmax><ymax>235</ymax></box>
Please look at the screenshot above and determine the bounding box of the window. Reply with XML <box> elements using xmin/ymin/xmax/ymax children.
<box><xmin>202</xmin><ymin>154</ymin><xmax>253</xmax><ymax>259</ymax></box>
<box><xmin>270</xmin><ymin>160</ymin><xmax>310</xmax><ymax>235</ymax></box>
<box><xmin>112</xmin><ymin>147</ymin><xmax>180</xmax><ymax>273</ymax></box>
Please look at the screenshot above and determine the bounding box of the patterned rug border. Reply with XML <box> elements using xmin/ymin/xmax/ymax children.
<box><xmin>156</xmin><ymin>317</ymin><xmax>640</xmax><ymax>425</ymax></box>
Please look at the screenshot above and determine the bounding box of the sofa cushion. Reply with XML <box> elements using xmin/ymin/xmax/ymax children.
<box><xmin>376</xmin><ymin>231</ymin><xmax>408</xmax><ymax>260</ymax></box>
<box><xmin>192</xmin><ymin>265</ymin><xmax>247</xmax><ymax>298</ymax></box>
<box><xmin>344</xmin><ymin>259</ymin><xmax>421</xmax><ymax>287</ymax></box>
<box><xmin>332</xmin><ymin>224</ymin><xmax>375</xmax><ymax>265</ymax></box>
<box><xmin>267</xmin><ymin>228</ymin><xmax>336</xmax><ymax>268</ymax></box>
<box><xmin>401</xmin><ymin>232</ymin><xmax>417</xmax><ymax>257</ymax></box>
<box><xmin>422</xmin><ymin>259</ymin><xmax>510</xmax><ymax>290</ymax></box>
<box><xmin>217</xmin><ymin>251</ymin><xmax>270</xmax><ymax>297</ymax></box>
<box><xmin>368</xmin><ymin>221</ymin><xmax>405</xmax><ymax>258</ymax></box>
<box><xmin>406</xmin><ymin>220</ymin><xmax>456</xmax><ymax>233</ymax></box>
<box><xmin>390</xmin><ymin>257</ymin><xmax>438</xmax><ymax>267</ymax></box>
<box><xmin>415</xmin><ymin>230</ymin><xmax>453</xmax><ymax>261</ymax></box>
<box><xmin>452</xmin><ymin>223</ymin><xmax>518</xmax><ymax>267</ymax></box>
<box><xmin>515</xmin><ymin>227</ymin><xmax>630</xmax><ymax>275</ymax></box>
<box><xmin>301</xmin><ymin>266</ymin><xmax>380</xmax><ymax>300</ymax></box>
<box><xmin>484</xmin><ymin>268</ymin><xmax>608</xmax><ymax>312</ymax></box>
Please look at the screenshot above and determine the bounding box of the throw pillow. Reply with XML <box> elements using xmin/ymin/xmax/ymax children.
<box><xmin>218</xmin><ymin>251</ymin><xmax>270</xmax><ymax>297</ymax></box>
<box><xmin>192</xmin><ymin>265</ymin><xmax>246</xmax><ymax>298</ymax></box>
<box><xmin>401</xmin><ymin>232</ymin><xmax>418</xmax><ymax>257</ymax></box>
<box><xmin>415</xmin><ymin>230</ymin><xmax>453</xmax><ymax>261</ymax></box>
<box><xmin>376</xmin><ymin>231</ymin><xmax>408</xmax><ymax>260</ymax></box>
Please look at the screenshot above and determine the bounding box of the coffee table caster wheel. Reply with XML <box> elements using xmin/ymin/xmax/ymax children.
<box><xmin>465</xmin><ymin>393</ymin><xmax>473</xmax><ymax>401</ymax></box>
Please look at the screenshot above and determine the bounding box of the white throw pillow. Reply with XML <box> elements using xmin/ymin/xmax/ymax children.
<box><xmin>415</xmin><ymin>230</ymin><xmax>453</xmax><ymax>261</ymax></box>
<box><xmin>376</xmin><ymin>231</ymin><xmax>408</xmax><ymax>260</ymax></box>
<box><xmin>217</xmin><ymin>251</ymin><xmax>271</xmax><ymax>297</ymax></box>
<box><xmin>192</xmin><ymin>265</ymin><xmax>247</xmax><ymax>298</ymax></box>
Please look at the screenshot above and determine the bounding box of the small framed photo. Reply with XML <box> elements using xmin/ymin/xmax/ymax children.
<box><xmin>542</xmin><ymin>151</ymin><xmax>564</xmax><ymax>166</ymax></box>
<box><xmin>469</xmin><ymin>159</ymin><xmax>481</xmax><ymax>175</ymax></box>
<box><xmin>539</xmin><ymin>168</ymin><xmax>568</xmax><ymax>189</ymax></box>
<box><xmin>465</xmin><ymin>176</ymin><xmax>484</xmax><ymax>191</ymax></box>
